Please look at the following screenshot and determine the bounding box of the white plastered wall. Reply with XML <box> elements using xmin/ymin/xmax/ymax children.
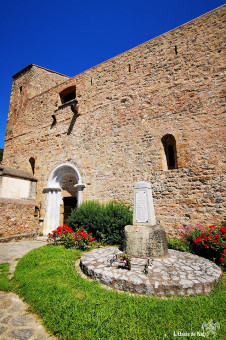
<box><xmin>0</xmin><ymin>176</ymin><xmax>31</xmax><ymax>199</ymax></box>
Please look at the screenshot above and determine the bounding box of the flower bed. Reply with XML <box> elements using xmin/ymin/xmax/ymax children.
<box><xmin>192</xmin><ymin>224</ymin><xmax>226</xmax><ymax>266</ymax></box>
<box><xmin>168</xmin><ymin>222</ymin><xmax>226</xmax><ymax>267</ymax></box>
<box><xmin>47</xmin><ymin>225</ymin><xmax>95</xmax><ymax>250</ymax></box>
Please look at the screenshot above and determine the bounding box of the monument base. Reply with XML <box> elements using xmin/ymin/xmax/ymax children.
<box><xmin>124</xmin><ymin>225</ymin><xmax>168</xmax><ymax>258</ymax></box>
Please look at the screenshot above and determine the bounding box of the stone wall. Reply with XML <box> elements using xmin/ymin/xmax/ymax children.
<box><xmin>5</xmin><ymin>65</ymin><xmax>70</xmax><ymax>144</ymax></box>
<box><xmin>0</xmin><ymin>198</ymin><xmax>40</xmax><ymax>237</ymax></box>
<box><xmin>3</xmin><ymin>6</ymin><xmax>226</xmax><ymax>235</ymax></box>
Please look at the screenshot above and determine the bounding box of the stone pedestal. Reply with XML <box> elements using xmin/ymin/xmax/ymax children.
<box><xmin>124</xmin><ymin>181</ymin><xmax>168</xmax><ymax>258</ymax></box>
<box><xmin>124</xmin><ymin>225</ymin><xmax>168</xmax><ymax>258</ymax></box>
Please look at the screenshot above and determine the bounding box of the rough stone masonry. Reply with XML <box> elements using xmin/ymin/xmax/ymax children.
<box><xmin>2</xmin><ymin>5</ymin><xmax>226</xmax><ymax>236</ymax></box>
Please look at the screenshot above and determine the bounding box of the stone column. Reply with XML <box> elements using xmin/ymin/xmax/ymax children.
<box><xmin>74</xmin><ymin>183</ymin><xmax>86</xmax><ymax>206</ymax></box>
<box><xmin>42</xmin><ymin>187</ymin><xmax>61</xmax><ymax>235</ymax></box>
<box><xmin>124</xmin><ymin>182</ymin><xmax>168</xmax><ymax>258</ymax></box>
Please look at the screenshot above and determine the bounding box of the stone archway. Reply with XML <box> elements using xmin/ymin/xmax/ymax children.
<box><xmin>42</xmin><ymin>163</ymin><xmax>85</xmax><ymax>235</ymax></box>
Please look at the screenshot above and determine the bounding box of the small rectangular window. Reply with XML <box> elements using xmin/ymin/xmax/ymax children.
<box><xmin>59</xmin><ymin>85</ymin><xmax>76</xmax><ymax>104</ymax></box>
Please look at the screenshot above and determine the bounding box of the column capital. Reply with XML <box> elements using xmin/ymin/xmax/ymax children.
<box><xmin>74</xmin><ymin>183</ymin><xmax>86</xmax><ymax>190</ymax></box>
<box><xmin>43</xmin><ymin>187</ymin><xmax>62</xmax><ymax>193</ymax></box>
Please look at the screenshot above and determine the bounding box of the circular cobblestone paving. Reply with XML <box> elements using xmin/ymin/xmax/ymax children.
<box><xmin>80</xmin><ymin>247</ymin><xmax>222</xmax><ymax>297</ymax></box>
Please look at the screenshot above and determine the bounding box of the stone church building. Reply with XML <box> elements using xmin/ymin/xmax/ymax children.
<box><xmin>0</xmin><ymin>5</ymin><xmax>225</xmax><ymax>237</ymax></box>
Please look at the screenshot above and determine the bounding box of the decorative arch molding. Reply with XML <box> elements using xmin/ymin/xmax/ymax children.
<box><xmin>47</xmin><ymin>163</ymin><xmax>82</xmax><ymax>188</ymax></box>
<box><xmin>42</xmin><ymin>163</ymin><xmax>85</xmax><ymax>235</ymax></box>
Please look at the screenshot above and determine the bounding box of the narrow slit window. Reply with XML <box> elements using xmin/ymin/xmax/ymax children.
<box><xmin>29</xmin><ymin>157</ymin><xmax>35</xmax><ymax>175</ymax></box>
<box><xmin>161</xmin><ymin>134</ymin><xmax>178</xmax><ymax>170</ymax></box>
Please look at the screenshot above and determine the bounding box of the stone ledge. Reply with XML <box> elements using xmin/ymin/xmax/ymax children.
<box><xmin>0</xmin><ymin>233</ymin><xmax>36</xmax><ymax>243</ymax></box>
<box><xmin>0</xmin><ymin>197</ymin><xmax>39</xmax><ymax>206</ymax></box>
<box><xmin>80</xmin><ymin>247</ymin><xmax>222</xmax><ymax>297</ymax></box>
<box><xmin>0</xmin><ymin>165</ymin><xmax>37</xmax><ymax>181</ymax></box>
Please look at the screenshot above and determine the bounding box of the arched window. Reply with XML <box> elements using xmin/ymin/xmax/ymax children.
<box><xmin>161</xmin><ymin>134</ymin><xmax>178</xmax><ymax>170</ymax></box>
<box><xmin>29</xmin><ymin>157</ymin><xmax>35</xmax><ymax>175</ymax></box>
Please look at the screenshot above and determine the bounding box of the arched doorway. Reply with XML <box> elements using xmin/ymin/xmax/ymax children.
<box><xmin>42</xmin><ymin>163</ymin><xmax>85</xmax><ymax>235</ymax></box>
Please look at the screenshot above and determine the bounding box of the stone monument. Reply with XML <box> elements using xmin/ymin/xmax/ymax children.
<box><xmin>124</xmin><ymin>182</ymin><xmax>168</xmax><ymax>258</ymax></box>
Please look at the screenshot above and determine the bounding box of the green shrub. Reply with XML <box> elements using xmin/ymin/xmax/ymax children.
<box><xmin>68</xmin><ymin>200</ymin><xmax>132</xmax><ymax>246</ymax></box>
<box><xmin>68</xmin><ymin>200</ymin><xmax>104</xmax><ymax>236</ymax></box>
<box><xmin>167</xmin><ymin>238</ymin><xmax>190</xmax><ymax>252</ymax></box>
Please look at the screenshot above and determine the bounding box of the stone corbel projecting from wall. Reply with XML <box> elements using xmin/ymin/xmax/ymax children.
<box><xmin>56</xmin><ymin>98</ymin><xmax>79</xmax><ymax>113</ymax></box>
<box><xmin>57</xmin><ymin>83</ymin><xmax>79</xmax><ymax>114</ymax></box>
<box><xmin>53</xmin><ymin>92</ymin><xmax>80</xmax><ymax>134</ymax></box>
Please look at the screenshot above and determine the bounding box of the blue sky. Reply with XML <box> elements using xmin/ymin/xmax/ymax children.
<box><xmin>0</xmin><ymin>0</ymin><xmax>224</xmax><ymax>149</ymax></box>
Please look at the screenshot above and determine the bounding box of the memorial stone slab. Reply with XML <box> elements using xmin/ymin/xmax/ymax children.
<box><xmin>134</xmin><ymin>182</ymin><xmax>156</xmax><ymax>226</ymax></box>
<box><xmin>124</xmin><ymin>181</ymin><xmax>168</xmax><ymax>258</ymax></box>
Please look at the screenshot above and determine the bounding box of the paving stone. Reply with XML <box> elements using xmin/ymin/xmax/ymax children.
<box><xmin>0</xmin><ymin>326</ymin><xmax>7</xmax><ymax>335</ymax></box>
<box><xmin>11</xmin><ymin>329</ymin><xmax>33</xmax><ymax>339</ymax></box>
<box><xmin>1</xmin><ymin>315</ymin><xmax>12</xmax><ymax>323</ymax></box>
<box><xmin>0</xmin><ymin>239</ymin><xmax>55</xmax><ymax>339</ymax></box>
<box><xmin>80</xmin><ymin>246</ymin><xmax>222</xmax><ymax>297</ymax></box>
<box><xmin>12</xmin><ymin>315</ymin><xmax>34</xmax><ymax>327</ymax></box>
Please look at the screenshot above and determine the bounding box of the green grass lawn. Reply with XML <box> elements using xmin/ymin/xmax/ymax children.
<box><xmin>2</xmin><ymin>245</ymin><xmax>226</xmax><ymax>339</ymax></box>
<box><xmin>0</xmin><ymin>263</ymin><xmax>13</xmax><ymax>291</ymax></box>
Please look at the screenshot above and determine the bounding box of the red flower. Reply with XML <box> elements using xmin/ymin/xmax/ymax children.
<box><xmin>208</xmin><ymin>235</ymin><xmax>212</xmax><ymax>239</ymax></box>
<box><xmin>219</xmin><ymin>257</ymin><xmax>223</xmax><ymax>263</ymax></box>
<box><xmin>89</xmin><ymin>237</ymin><xmax>95</xmax><ymax>242</ymax></box>
<box><xmin>220</xmin><ymin>226</ymin><xmax>226</xmax><ymax>232</ymax></box>
<box><xmin>223</xmin><ymin>244</ymin><xmax>226</xmax><ymax>248</ymax></box>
